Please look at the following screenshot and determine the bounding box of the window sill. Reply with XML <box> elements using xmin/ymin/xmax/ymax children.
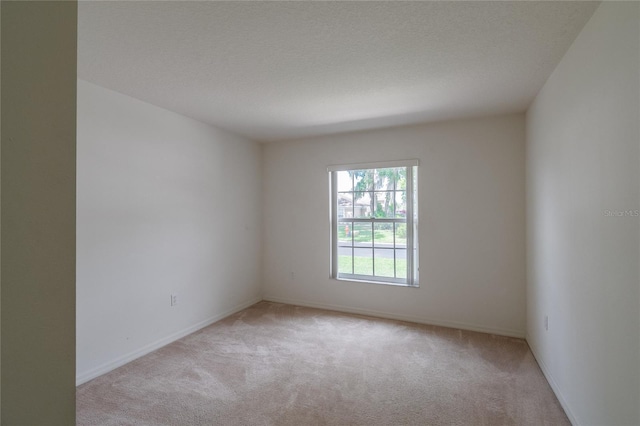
<box><xmin>331</xmin><ymin>277</ymin><xmax>419</xmax><ymax>288</ymax></box>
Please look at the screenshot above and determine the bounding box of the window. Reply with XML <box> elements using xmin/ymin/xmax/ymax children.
<box><xmin>329</xmin><ymin>160</ymin><xmax>419</xmax><ymax>287</ymax></box>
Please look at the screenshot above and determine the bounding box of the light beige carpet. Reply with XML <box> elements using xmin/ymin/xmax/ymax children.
<box><xmin>77</xmin><ymin>302</ymin><xmax>569</xmax><ymax>425</ymax></box>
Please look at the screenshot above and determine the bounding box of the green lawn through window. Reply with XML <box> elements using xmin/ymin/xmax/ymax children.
<box><xmin>338</xmin><ymin>255</ymin><xmax>406</xmax><ymax>278</ymax></box>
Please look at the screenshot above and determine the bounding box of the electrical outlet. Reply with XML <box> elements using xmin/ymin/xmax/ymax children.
<box><xmin>171</xmin><ymin>294</ymin><xmax>178</xmax><ymax>307</ymax></box>
<box><xmin>544</xmin><ymin>315</ymin><xmax>548</xmax><ymax>331</ymax></box>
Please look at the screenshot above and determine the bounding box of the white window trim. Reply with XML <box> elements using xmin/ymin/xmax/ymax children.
<box><xmin>329</xmin><ymin>160</ymin><xmax>419</xmax><ymax>287</ymax></box>
<box><xmin>327</xmin><ymin>159</ymin><xmax>418</xmax><ymax>172</ymax></box>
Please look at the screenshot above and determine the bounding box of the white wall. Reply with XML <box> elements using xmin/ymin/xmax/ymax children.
<box><xmin>76</xmin><ymin>80</ymin><xmax>262</xmax><ymax>384</ymax></box>
<box><xmin>262</xmin><ymin>114</ymin><xmax>526</xmax><ymax>337</ymax></box>
<box><xmin>1</xmin><ymin>2</ymin><xmax>77</xmax><ymax>423</ymax></box>
<box><xmin>526</xmin><ymin>3</ymin><xmax>639</xmax><ymax>425</ymax></box>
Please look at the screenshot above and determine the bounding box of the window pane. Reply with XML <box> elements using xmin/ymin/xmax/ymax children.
<box><xmin>395</xmin><ymin>191</ymin><xmax>407</xmax><ymax>218</ymax></box>
<box><xmin>374</xmin><ymin>222</ymin><xmax>394</xmax><ymax>247</ymax></box>
<box><xmin>338</xmin><ymin>193</ymin><xmax>354</xmax><ymax>219</ymax></box>
<box><xmin>353</xmin><ymin>192</ymin><xmax>372</xmax><ymax>218</ymax></box>
<box><xmin>373</xmin><ymin>191</ymin><xmax>394</xmax><ymax>218</ymax></box>
<box><xmin>396</xmin><ymin>167</ymin><xmax>407</xmax><ymax>190</ymax></box>
<box><xmin>336</xmin><ymin>170</ymin><xmax>353</xmax><ymax>192</ymax></box>
<box><xmin>338</xmin><ymin>221</ymin><xmax>353</xmax><ymax>246</ymax></box>
<box><xmin>375</xmin><ymin>168</ymin><xmax>396</xmax><ymax>190</ymax></box>
<box><xmin>353</xmin><ymin>222</ymin><xmax>372</xmax><ymax>246</ymax></box>
<box><xmin>395</xmin><ymin>249</ymin><xmax>407</xmax><ymax>279</ymax></box>
<box><xmin>353</xmin><ymin>247</ymin><xmax>373</xmax><ymax>275</ymax></box>
<box><xmin>353</xmin><ymin>169</ymin><xmax>373</xmax><ymax>192</ymax></box>
<box><xmin>338</xmin><ymin>253</ymin><xmax>353</xmax><ymax>275</ymax></box>
<box><xmin>374</xmin><ymin>248</ymin><xmax>395</xmax><ymax>277</ymax></box>
<box><xmin>395</xmin><ymin>223</ymin><xmax>407</xmax><ymax>248</ymax></box>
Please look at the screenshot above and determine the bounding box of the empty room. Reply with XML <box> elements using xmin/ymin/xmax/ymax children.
<box><xmin>1</xmin><ymin>1</ymin><xmax>639</xmax><ymax>425</ymax></box>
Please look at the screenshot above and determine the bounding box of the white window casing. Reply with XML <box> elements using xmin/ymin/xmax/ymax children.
<box><xmin>329</xmin><ymin>160</ymin><xmax>419</xmax><ymax>287</ymax></box>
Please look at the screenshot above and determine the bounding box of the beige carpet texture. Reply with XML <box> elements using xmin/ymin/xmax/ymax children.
<box><xmin>76</xmin><ymin>302</ymin><xmax>569</xmax><ymax>425</ymax></box>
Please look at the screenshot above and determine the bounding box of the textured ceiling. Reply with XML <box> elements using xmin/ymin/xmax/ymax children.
<box><xmin>78</xmin><ymin>1</ymin><xmax>599</xmax><ymax>142</ymax></box>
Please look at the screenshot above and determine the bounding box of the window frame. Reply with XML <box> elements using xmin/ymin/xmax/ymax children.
<box><xmin>328</xmin><ymin>160</ymin><xmax>419</xmax><ymax>287</ymax></box>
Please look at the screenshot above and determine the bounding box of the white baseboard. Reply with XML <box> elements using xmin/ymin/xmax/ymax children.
<box><xmin>262</xmin><ymin>295</ymin><xmax>525</xmax><ymax>338</ymax></box>
<box><xmin>76</xmin><ymin>296</ymin><xmax>262</xmax><ymax>386</ymax></box>
<box><xmin>526</xmin><ymin>335</ymin><xmax>578</xmax><ymax>426</ymax></box>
